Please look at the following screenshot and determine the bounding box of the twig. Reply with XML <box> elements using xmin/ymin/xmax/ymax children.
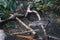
<box><xmin>40</xmin><ymin>24</ymin><xmax>47</xmax><ymax>40</ymax></box>
<box><xmin>40</xmin><ymin>25</ymin><xmax>47</xmax><ymax>36</ymax></box>
<box><xmin>25</xmin><ymin>5</ymin><xmax>41</xmax><ymax>21</ymax></box>
<box><xmin>0</xmin><ymin>14</ymin><xmax>24</xmax><ymax>26</ymax></box>
<box><xmin>16</xmin><ymin>35</ymin><xmax>36</xmax><ymax>40</ymax></box>
<box><xmin>9</xmin><ymin>29</ymin><xmax>39</xmax><ymax>35</ymax></box>
<box><xmin>46</xmin><ymin>35</ymin><xmax>60</xmax><ymax>40</ymax></box>
<box><xmin>16</xmin><ymin>17</ymin><xmax>36</xmax><ymax>35</ymax></box>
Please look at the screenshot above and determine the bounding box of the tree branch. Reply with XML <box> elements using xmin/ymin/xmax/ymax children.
<box><xmin>46</xmin><ymin>35</ymin><xmax>60</xmax><ymax>40</ymax></box>
<box><xmin>0</xmin><ymin>14</ymin><xmax>24</xmax><ymax>26</ymax></box>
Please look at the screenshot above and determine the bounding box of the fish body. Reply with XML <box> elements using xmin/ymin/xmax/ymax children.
<box><xmin>29</xmin><ymin>20</ymin><xmax>49</xmax><ymax>27</ymax></box>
